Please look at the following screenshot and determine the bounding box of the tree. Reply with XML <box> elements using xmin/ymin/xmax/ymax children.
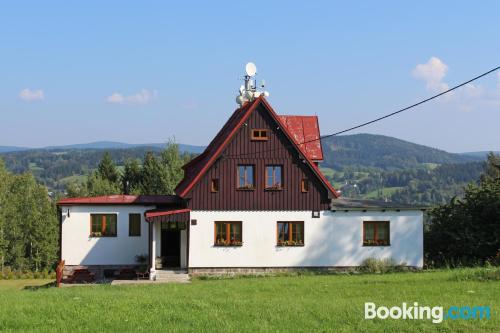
<box><xmin>140</xmin><ymin>152</ymin><xmax>164</xmax><ymax>195</ymax></box>
<box><xmin>159</xmin><ymin>142</ymin><xmax>184</xmax><ymax>195</ymax></box>
<box><xmin>0</xmin><ymin>160</ymin><xmax>9</xmax><ymax>271</ymax></box>
<box><xmin>426</xmin><ymin>153</ymin><xmax>500</xmax><ymax>266</ymax></box>
<box><xmin>86</xmin><ymin>172</ymin><xmax>121</xmax><ymax>196</ymax></box>
<box><xmin>482</xmin><ymin>152</ymin><xmax>500</xmax><ymax>182</ymax></box>
<box><xmin>97</xmin><ymin>152</ymin><xmax>119</xmax><ymax>183</ymax></box>
<box><xmin>0</xmin><ymin>159</ymin><xmax>58</xmax><ymax>271</ymax></box>
<box><xmin>121</xmin><ymin>159</ymin><xmax>142</xmax><ymax>195</ymax></box>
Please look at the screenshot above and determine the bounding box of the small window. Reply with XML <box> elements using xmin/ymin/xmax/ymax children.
<box><xmin>301</xmin><ymin>178</ymin><xmax>309</xmax><ymax>192</ymax></box>
<box><xmin>129</xmin><ymin>213</ymin><xmax>141</xmax><ymax>237</ymax></box>
<box><xmin>266</xmin><ymin>165</ymin><xmax>283</xmax><ymax>189</ymax></box>
<box><xmin>90</xmin><ymin>214</ymin><xmax>117</xmax><ymax>237</ymax></box>
<box><xmin>237</xmin><ymin>165</ymin><xmax>255</xmax><ymax>189</ymax></box>
<box><xmin>251</xmin><ymin>129</ymin><xmax>268</xmax><ymax>141</ymax></box>
<box><xmin>214</xmin><ymin>221</ymin><xmax>242</xmax><ymax>246</ymax></box>
<box><xmin>277</xmin><ymin>222</ymin><xmax>304</xmax><ymax>246</ymax></box>
<box><xmin>363</xmin><ymin>221</ymin><xmax>390</xmax><ymax>246</ymax></box>
<box><xmin>211</xmin><ymin>179</ymin><xmax>219</xmax><ymax>193</ymax></box>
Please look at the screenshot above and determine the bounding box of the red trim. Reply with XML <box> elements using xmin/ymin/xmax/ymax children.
<box><xmin>260</xmin><ymin>97</ymin><xmax>339</xmax><ymax>198</ymax></box>
<box><xmin>176</xmin><ymin>97</ymin><xmax>339</xmax><ymax>198</ymax></box>
<box><xmin>57</xmin><ymin>194</ymin><xmax>182</xmax><ymax>206</ymax></box>
<box><xmin>178</xmin><ymin>99</ymin><xmax>261</xmax><ymax>197</ymax></box>
<box><xmin>145</xmin><ymin>208</ymin><xmax>191</xmax><ymax>220</ymax></box>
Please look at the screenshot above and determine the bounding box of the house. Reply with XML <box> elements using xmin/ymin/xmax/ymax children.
<box><xmin>57</xmin><ymin>70</ymin><xmax>424</xmax><ymax>280</ymax></box>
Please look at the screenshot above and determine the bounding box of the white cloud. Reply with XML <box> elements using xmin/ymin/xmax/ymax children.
<box><xmin>412</xmin><ymin>57</ymin><xmax>500</xmax><ymax>111</ymax></box>
<box><xmin>412</xmin><ymin>57</ymin><xmax>449</xmax><ymax>93</ymax></box>
<box><xmin>19</xmin><ymin>88</ymin><xmax>44</xmax><ymax>102</ymax></box>
<box><xmin>106</xmin><ymin>89</ymin><xmax>158</xmax><ymax>105</ymax></box>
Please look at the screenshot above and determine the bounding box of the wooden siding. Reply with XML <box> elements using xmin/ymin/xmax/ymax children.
<box><xmin>186</xmin><ymin>104</ymin><xmax>331</xmax><ymax>211</ymax></box>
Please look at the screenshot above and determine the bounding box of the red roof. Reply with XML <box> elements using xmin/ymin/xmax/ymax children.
<box><xmin>175</xmin><ymin>96</ymin><xmax>338</xmax><ymax>198</ymax></box>
<box><xmin>57</xmin><ymin>195</ymin><xmax>182</xmax><ymax>206</ymax></box>
<box><xmin>144</xmin><ymin>208</ymin><xmax>190</xmax><ymax>221</ymax></box>
<box><xmin>278</xmin><ymin>115</ymin><xmax>323</xmax><ymax>161</ymax></box>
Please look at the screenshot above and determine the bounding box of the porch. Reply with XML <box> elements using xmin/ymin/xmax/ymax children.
<box><xmin>145</xmin><ymin>208</ymin><xmax>190</xmax><ymax>280</ymax></box>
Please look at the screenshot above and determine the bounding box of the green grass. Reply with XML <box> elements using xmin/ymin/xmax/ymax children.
<box><xmin>363</xmin><ymin>186</ymin><xmax>404</xmax><ymax>199</ymax></box>
<box><xmin>0</xmin><ymin>269</ymin><xmax>498</xmax><ymax>332</ymax></box>
<box><xmin>57</xmin><ymin>174</ymin><xmax>88</xmax><ymax>185</ymax></box>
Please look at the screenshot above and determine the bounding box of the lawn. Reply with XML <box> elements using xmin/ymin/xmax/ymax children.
<box><xmin>364</xmin><ymin>186</ymin><xmax>404</xmax><ymax>199</ymax></box>
<box><xmin>0</xmin><ymin>269</ymin><xmax>498</xmax><ymax>332</ymax></box>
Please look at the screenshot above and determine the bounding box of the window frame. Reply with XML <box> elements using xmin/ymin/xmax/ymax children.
<box><xmin>276</xmin><ymin>221</ymin><xmax>304</xmax><ymax>247</ymax></box>
<box><xmin>210</xmin><ymin>178</ymin><xmax>219</xmax><ymax>193</ymax></box>
<box><xmin>250</xmin><ymin>129</ymin><xmax>269</xmax><ymax>141</ymax></box>
<box><xmin>128</xmin><ymin>213</ymin><xmax>141</xmax><ymax>237</ymax></box>
<box><xmin>301</xmin><ymin>178</ymin><xmax>309</xmax><ymax>193</ymax></box>
<box><xmin>90</xmin><ymin>214</ymin><xmax>117</xmax><ymax>237</ymax></box>
<box><xmin>214</xmin><ymin>221</ymin><xmax>243</xmax><ymax>246</ymax></box>
<box><xmin>237</xmin><ymin>165</ymin><xmax>255</xmax><ymax>190</ymax></box>
<box><xmin>362</xmin><ymin>221</ymin><xmax>390</xmax><ymax>246</ymax></box>
<box><xmin>265</xmin><ymin>165</ymin><xmax>283</xmax><ymax>190</ymax></box>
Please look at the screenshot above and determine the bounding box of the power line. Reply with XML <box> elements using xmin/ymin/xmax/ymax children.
<box><xmin>222</xmin><ymin>65</ymin><xmax>500</xmax><ymax>159</ymax></box>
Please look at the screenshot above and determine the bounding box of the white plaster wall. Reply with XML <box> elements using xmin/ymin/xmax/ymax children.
<box><xmin>189</xmin><ymin>210</ymin><xmax>423</xmax><ymax>268</ymax></box>
<box><xmin>61</xmin><ymin>205</ymin><xmax>153</xmax><ymax>265</ymax></box>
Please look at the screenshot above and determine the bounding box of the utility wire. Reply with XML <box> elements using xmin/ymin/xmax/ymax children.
<box><xmin>222</xmin><ymin>65</ymin><xmax>500</xmax><ymax>159</ymax></box>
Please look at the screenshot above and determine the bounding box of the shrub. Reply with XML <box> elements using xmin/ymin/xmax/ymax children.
<box><xmin>359</xmin><ymin>258</ymin><xmax>408</xmax><ymax>274</ymax></box>
<box><xmin>452</xmin><ymin>266</ymin><xmax>500</xmax><ymax>282</ymax></box>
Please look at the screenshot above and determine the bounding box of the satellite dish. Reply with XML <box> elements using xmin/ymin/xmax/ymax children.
<box><xmin>245</xmin><ymin>62</ymin><xmax>257</xmax><ymax>77</ymax></box>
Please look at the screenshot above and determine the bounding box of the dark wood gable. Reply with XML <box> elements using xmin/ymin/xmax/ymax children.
<box><xmin>185</xmin><ymin>102</ymin><xmax>331</xmax><ymax>211</ymax></box>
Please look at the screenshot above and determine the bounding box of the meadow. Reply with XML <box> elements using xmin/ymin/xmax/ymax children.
<box><xmin>0</xmin><ymin>268</ymin><xmax>498</xmax><ymax>332</ymax></box>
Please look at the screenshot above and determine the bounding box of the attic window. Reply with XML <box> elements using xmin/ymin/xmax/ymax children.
<box><xmin>251</xmin><ymin>129</ymin><xmax>268</xmax><ymax>141</ymax></box>
<box><xmin>211</xmin><ymin>179</ymin><xmax>219</xmax><ymax>193</ymax></box>
<box><xmin>301</xmin><ymin>179</ymin><xmax>309</xmax><ymax>193</ymax></box>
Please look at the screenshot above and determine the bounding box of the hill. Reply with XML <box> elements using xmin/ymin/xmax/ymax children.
<box><xmin>0</xmin><ymin>134</ymin><xmax>493</xmax><ymax>204</ymax></box>
<box><xmin>320</xmin><ymin>134</ymin><xmax>480</xmax><ymax>170</ymax></box>
<box><xmin>0</xmin><ymin>141</ymin><xmax>205</xmax><ymax>154</ymax></box>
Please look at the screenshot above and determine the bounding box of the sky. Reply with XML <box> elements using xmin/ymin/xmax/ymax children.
<box><xmin>1</xmin><ymin>1</ymin><xmax>499</xmax><ymax>153</ymax></box>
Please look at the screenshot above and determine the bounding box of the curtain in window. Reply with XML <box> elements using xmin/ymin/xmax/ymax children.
<box><xmin>364</xmin><ymin>223</ymin><xmax>375</xmax><ymax>240</ymax></box>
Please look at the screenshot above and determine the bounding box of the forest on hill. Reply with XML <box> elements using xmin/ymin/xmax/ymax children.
<box><xmin>0</xmin><ymin>134</ymin><xmax>490</xmax><ymax>204</ymax></box>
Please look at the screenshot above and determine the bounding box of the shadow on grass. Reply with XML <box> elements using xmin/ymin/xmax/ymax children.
<box><xmin>23</xmin><ymin>281</ymin><xmax>57</xmax><ymax>290</ymax></box>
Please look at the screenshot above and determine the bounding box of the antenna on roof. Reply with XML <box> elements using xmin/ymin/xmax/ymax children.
<box><xmin>236</xmin><ymin>62</ymin><xmax>269</xmax><ymax>107</ymax></box>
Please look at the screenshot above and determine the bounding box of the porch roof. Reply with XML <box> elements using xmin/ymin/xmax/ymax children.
<box><xmin>144</xmin><ymin>208</ymin><xmax>191</xmax><ymax>223</ymax></box>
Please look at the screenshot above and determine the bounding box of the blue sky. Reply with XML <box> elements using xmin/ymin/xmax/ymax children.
<box><xmin>1</xmin><ymin>1</ymin><xmax>499</xmax><ymax>152</ymax></box>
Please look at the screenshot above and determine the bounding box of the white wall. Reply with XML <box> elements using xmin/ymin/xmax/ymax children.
<box><xmin>61</xmin><ymin>205</ymin><xmax>153</xmax><ymax>265</ymax></box>
<box><xmin>189</xmin><ymin>210</ymin><xmax>424</xmax><ymax>268</ymax></box>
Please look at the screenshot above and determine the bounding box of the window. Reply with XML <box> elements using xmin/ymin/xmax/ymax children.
<box><xmin>211</xmin><ymin>179</ymin><xmax>219</xmax><ymax>193</ymax></box>
<box><xmin>238</xmin><ymin>165</ymin><xmax>254</xmax><ymax>189</ymax></box>
<box><xmin>301</xmin><ymin>178</ymin><xmax>309</xmax><ymax>192</ymax></box>
<box><xmin>266</xmin><ymin>165</ymin><xmax>283</xmax><ymax>189</ymax></box>
<box><xmin>214</xmin><ymin>221</ymin><xmax>242</xmax><ymax>246</ymax></box>
<box><xmin>277</xmin><ymin>222</ymin><xmax>304</xmax><ymax>246</ymax></box>
<box><xmin>129</xmin><ymin>213</ymin><xmax>141</xmax><ymax>236</ymax></box>
<box><xmin>363</xmin><ymin>221</ymin><xmax>390</xmax><ymax>246</ymax></box>
<box><xmin>90</xmin><ymin>214</ymin><xmax>117</xmax><ymax>237</ymax></box>
<box><xmin>251</xmin><ymin>129</ymin><xmax>268</xmax><ymax>141</ymax></box>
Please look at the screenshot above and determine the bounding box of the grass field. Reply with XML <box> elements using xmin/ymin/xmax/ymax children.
<box><xmin>0</xmin><ymin>269</ymin><xmax>498</xmax><ymax>332</ymax></box>
<box><xmin>364</xmin><ymin>186</ymin><xmax>404</xmax><ymax>199</ymax></box>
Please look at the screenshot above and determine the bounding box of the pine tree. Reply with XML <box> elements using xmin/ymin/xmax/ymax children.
<box><xmin>122</xmin><ymin>159</ymin><xmax>142</xmax><ymax>194</ymax></box>
<box><xmin>97</xmin><ymin>152</ymin><xmax>119</xmax><ymax>183</ymax></box>
<box><xmin>159</xmin><ymin>142</ymin><xmax>184</xmax><ymax>195</ymax></box>
<box><xmin>140</xmin><ymin>152</ymin><xmax>163</xmax><ymax>195</ymax></box>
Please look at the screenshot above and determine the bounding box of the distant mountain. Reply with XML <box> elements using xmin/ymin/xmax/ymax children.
<box><xmin>460</xmin><ymin>151</ymin><xmax>500</xmax><ymax>159</ymax></box>
<box><xmin>321</xmin><ymin>134</ymin><xmax>483</xmax><ymax>170</ymax></box>
<box><xmin>0</xmin><ymin>141</ymin><xmax>205</xmax><ymax>154</ymax></box>
<box><xmin>0</xmin><ymin>146</ymin><xmax>30</xmax><ymax>153</ymax></box>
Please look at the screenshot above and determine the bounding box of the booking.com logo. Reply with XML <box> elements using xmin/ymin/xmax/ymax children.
<box><xmin>365</xmin><ymin>302</ymin><xmax>491</xmax><ymax>324</ymax></box>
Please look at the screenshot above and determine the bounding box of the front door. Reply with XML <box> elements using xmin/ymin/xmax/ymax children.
<box><xmin>161</xmin><ymin>230</ymin><xmax>181</xmax><ymax>268</ymax></box>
